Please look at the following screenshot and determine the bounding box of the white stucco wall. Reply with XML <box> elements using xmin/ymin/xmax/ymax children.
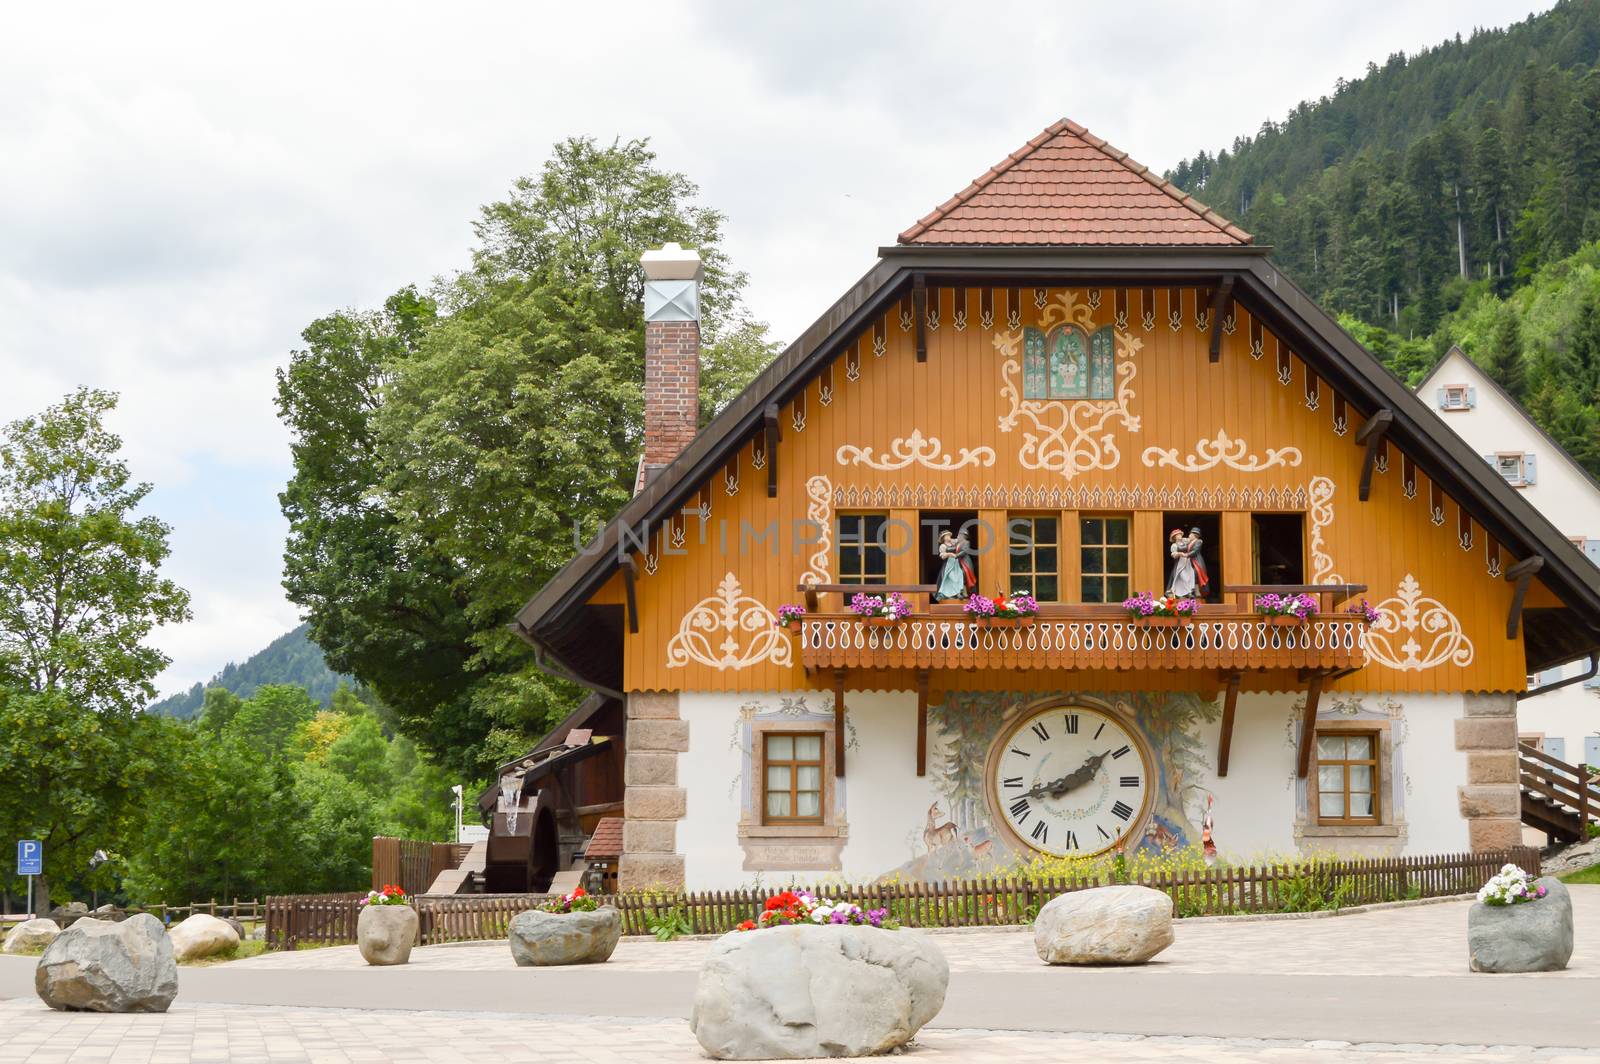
<box><xmin>673</xmin><ymin>687</ymin><xmax>1475</xmax><ymax>890</ymax></box>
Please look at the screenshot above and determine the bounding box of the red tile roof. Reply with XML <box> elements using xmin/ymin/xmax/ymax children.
<box><xmin>586</xmin><ymin>816</ymin><xmax>623</xmax><ymax>861</ymax></box>
<box><xmin>898</xmin><ymin>118</ymin><xmax>1252</xmax><ymax>247</ymax></box>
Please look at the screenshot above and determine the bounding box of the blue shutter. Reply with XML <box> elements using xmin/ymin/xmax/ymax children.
<box><xmin>1541</xmin><ymin>667</ymin><xmax>1564</xmax><ymax>686</ymax></box>
<box><xmin>1437</xmin><ymin>387</ymin><xmax>1447</xmax><ymax>408</ymax></box>
<box><xmin>1584</xmin><ymin>539</ymin><xmax>1600</xmax><ymax>567</ymax></box>
<box><xmin>1546</xmin><ymin>737</ymin><xmax>1567</xmax><ymax>765</ymax></box>
<box><xmin>1584</xmin><ymin>736</ymin><xmax>1600</xmax><ymax>770</ymax></box>
<box><xmin>1524</xmin><ymin>454</ymin><xmax>1537</xmax><ymax>484</ymax></box>
<box><xmin>1482</xmin><ymin>452</ymin><xmax>1495</xmax><ymax>468</ymax></box>
<box><xmin>1467</xmin><ymin>386</ymin><xmax>1478</xmax><ymax>407</ymax></box>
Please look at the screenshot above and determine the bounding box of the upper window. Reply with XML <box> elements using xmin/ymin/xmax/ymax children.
<box><xmin>1440</xmin><ymin>383</ymin><xmax>1472</xmax><ymax>410</ymax></box>
<box><xmin>1008</xmin><ymin>516</ymin><xmax>1060</xmax><ymax>602</ymax></box>
<box><xmin>1023</xmin><ymin>325</ymin><xmax>1116</xmax><ymax>401</ymax></box>
<box><xmin>837</xmin><ymin>513</ymin><xmax>888</xmax><ymax>585</ymax></box>
<box><xmin>763</xmin><ymin>732</ymin><xmax>824</xmax><ymax>824</ymax></box>
<box><xmin>1079</xmin><ymin>516</ymin><xmax>1130</xmax><ymax>604</ymax></box>
<box><xmin>1316</xmin><ymin>732</ymin><xmax>1379</xmax><ymax>823</ymax></box>
<box><xmin>1495</xmin><ymin>452</ymin><xmax>1527</xmax><ymax>486</ymax></box>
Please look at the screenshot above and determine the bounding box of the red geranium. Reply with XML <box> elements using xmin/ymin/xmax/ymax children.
<box><xmin>736</xmin><ymin>919</ymin><xmax>756</xmax><ymax>931</ymax></box>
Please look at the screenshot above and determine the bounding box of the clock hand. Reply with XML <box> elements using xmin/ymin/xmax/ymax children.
<box><xmin>1019</xmin><ymin>751</ymin><xmax>1109</xmax><ymax>800</ymax></box>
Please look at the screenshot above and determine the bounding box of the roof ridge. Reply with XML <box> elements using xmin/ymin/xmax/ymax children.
<box><xmin>897</xmin><ymin>117</ymin><xmax>1252</xmax><ymax>247</ymax></box>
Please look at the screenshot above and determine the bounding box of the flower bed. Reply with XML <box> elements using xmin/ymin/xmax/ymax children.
<box><xmin>1121</xmin><ymin>592</ymin><xmax>1197</xmax><ymax>625</ymax></box>
<box><xmin>360</xmin><ymin>885</ymin><xmax>410</xmax><ymax>907</ymax></box>
<box><xmin>1476</xmin><ymin>863</ymin><xmax>1548</xmax><ymax>906</ymax></box>
<box><xmin>1254</xmin><ymin>592</ymin><xmax>1319</xmax><ymax>623</ymax></box>
<box><xmin>964</xmin><ymin>592</ymin><xmax>1038</xmax><ymax>624</ymax></box>
<box><xmin>736</xmin><ymin>890</ymin><xmax>893</xmax><ymax>931</ymax></box>
<box><xmin>542</xmin><ymin>886</ymin><xmax>599</xmax><ymax>914</ymax></box>
<box><xmin>849</xmin><ymin>591</ymin><xmax>911</xmax><ymax>623</ymax></box>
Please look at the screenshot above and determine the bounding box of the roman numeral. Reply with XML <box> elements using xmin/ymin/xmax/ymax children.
<box><xmin>1009</xmin><ymin>797</ymin><xmax>1032</xmax><ymax>821</ymax></box>
<box><xmin>1112</xmin><ymin>744</ymin><xmax>1131</xmax><ymax>759</ymax></box>
<box><xmin>1002</xmin><ymin>776</ymin><xmax>1023</xmax><ymax>789</ymax></box>
<box><xmin>1112</xmin><ymin>800</ymin><xmax>1134</xmax><ymax>821</ymax></box>
<box><xmin>1030</xmin><ymin>821</ymin><xmax>1048</xmax><ymax>844</ymax></box>
<box><xmin>1097</xmin><ymin>825</ymin><xmax>1111</xmax><ymax>840</ymax></box>
<box><xmin>1120</xmin><ymin>776</ymin><xmax>1140</xmax><ymax>788</ymax></box>
<box><xmin>1064</xmin><ymin>713</ymin><xmax>1079</xmax><ymax>734</ymax></box>
<box><xmin>1093</xmin><ymin>722</ymin><xmax>1106</xmax><ymax>739</ymax></box>
<box><xmin>1031</xmin><ymin>721</ymin><xmax>1049</xmax><ymax>742</ymax></box>
<box><xmin>1010</xmin><ymin>747</ymin><xmax>1031</xmax><ymax>758</ymax></box>
<box><xmin>1065</xmin><ymin>829</ymin><xmax>1079</xmax><ymax>851</ymax></box>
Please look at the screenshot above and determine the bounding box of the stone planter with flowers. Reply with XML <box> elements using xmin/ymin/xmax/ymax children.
<box><xmin>1467</xmin><ymin>863</ymin><xmax>1573</xmax><ymax>973</ymax></box>
<box><xmin>357</xmin><ymin>885</ymin><xmax>418</xmax><ymax>966</ymax></box>
<box><xmin>508</xmin><ymin>887</ymin><xmax>621</xmax><ymax>966</ymax></box>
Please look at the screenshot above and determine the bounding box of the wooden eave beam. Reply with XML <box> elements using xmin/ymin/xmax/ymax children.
<box><xmin>1504</xmin><ymin>554</ymin><xmax>1546</xmax><ymax>639</ymax></box>
<box><xmin>1354</xmin><ymin>408</ymin><xmax>1394</xmax><ymax>502</ymax></box>
<box><xmin>1207</xmin><ymin>274</ymin><xmax>1236</xmax><ymax>363</ymax></box>
<box><xmin>1217</xmin><ymin>671</ymin><xmax>1241</xmax><ymax>777</ymax></box>
<box><xmin>1295</xmin><ymin>670</ymin><xmax>1327</xmax><ymax>779</ymax></box>
<box><xmin>912</xmin><ymin>274</ymin><xmax>928</xmax><ymax>363</ymax></box>
<box><xmin>763</xmin><ymin>404</ymin><xmax>781</xmax><ymax>498</ymax></box>
<box><xmin>915</xmin><ymin>670</ymin><xmax>930</xmax><ymax>777</ymax></box>
<box><xmin>620</xmin><ymin>555</ymin><xmax>639</xmax><ymax>634</ymax></box>
<box><xmin>833</xmin><ymin>669</ymin><xmax>847</xmax><ymax>778</ymax></box>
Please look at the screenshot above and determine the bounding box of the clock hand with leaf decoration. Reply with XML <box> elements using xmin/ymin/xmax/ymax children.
<box><xmin>988</xmin><ymin>704</ymin><xmax>1153</xmax><ymax>858</ymax></box>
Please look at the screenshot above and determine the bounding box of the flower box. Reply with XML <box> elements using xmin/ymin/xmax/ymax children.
<box><xmin>862</xmin><ymin>616</ymin><xmax>901</xmax><ymax>627</ymax></box>
<box><xmin>1263</xmin><ymin>615</ymin><xmax>1304</xmax><ymax>627</ymax></box>
<box><xmin>981</xmin><ymin>616</ymin><xmax>1036</xmax><ymax>628</ymax></box>
<box><xmin>1143</xmin><ymin>615</ymin><xmax>1191</xmax><ymax>628</ymax></box>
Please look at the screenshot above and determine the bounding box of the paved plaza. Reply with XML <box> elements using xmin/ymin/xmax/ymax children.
<box><xmin>1</xmin><ymin>890</ymin><xmax>1597</xmax><ymax>1062</ymax></box>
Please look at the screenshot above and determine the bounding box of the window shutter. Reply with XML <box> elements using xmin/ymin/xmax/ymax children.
<box><xmin>1546</xmin><ymin>737</ymin><xmax>1567</xmax><ymax>765</ymax></box>
<box><xmin>1524</xmin><ymin>454</ymin><xmax>1537</xmax><ymax>484</ymax></box>
<box><xmin>1482</xmin><ymin>452</ymin><xmax>1495</xmax><ymax>468</ymax></box>
<box><xmin>1436</xmin><ymin>387</ymin><xmax>1447</xmax><ymax>408</ymax></box>
<box><xmin>1585</xmin><ymin>736</ymin><xmax>1600</xmax><ymax>768</ymax></box>
<box><xmin>1583</xmin><ymin>538</ymin><xmax>1600</xmax><ymax>567</ymax></box>
<box><xmin>1467</xmin><ymin>386</ymin><xmax>1477</xmax><ymax>407</ymax></box>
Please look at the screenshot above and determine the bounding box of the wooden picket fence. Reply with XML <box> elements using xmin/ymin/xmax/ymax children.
<box><xmin>370</xmin><ymin>837</ymin><xmax>472</xmax><ymax>897</ymax></box>
<box><xmin>263</xmin><ymin>847</ymin><xmax>1539</xmax><ymax>949</ymax></box>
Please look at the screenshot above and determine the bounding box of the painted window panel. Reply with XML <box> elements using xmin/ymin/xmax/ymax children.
<box><xmin>1022</xmin><ymin>328</ymin><xmax>1047</xmax><ymax>399</ymax></box>
<box><xmin>1089</xmin><ymin>327</ymin><xmax>1116</xmax><ymax>398</ymax></box>
<box><xmin>1050</xmin><ymin>327</ymin><xmax>1089</xmax><ymax>398</ymax></box>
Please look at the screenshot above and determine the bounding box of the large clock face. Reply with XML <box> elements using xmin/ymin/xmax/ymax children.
<box><xmin>987</xmin><ymin>703</ymin><xmax>1153</xmax><ymax>857</ymax></box>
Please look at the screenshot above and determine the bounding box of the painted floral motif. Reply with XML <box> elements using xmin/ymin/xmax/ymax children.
<box><xmin>801</xmin><ymin>475</ymin><xmax>832</xmax><ymax>586</ymax></box>
<box><xmin>665</xmin><ymin>572</ymin><xmax>793</xmax><ymax>671</ymax></box>
<box><xmin>1363</xmin><ymin>574</ymin><xmax>1475</xmax><ymax>670</ymax></box>
<box><xmin>835</xmin><ymin>429</ymin><xmax>995</xmax><ymax>472</ymax></box>
<box><xmin>1140</xmin><ymin>429</ymin><xmax>1302</xmax><ymax>473</ymax></box>
<box><xmin>1307</xmin><ymin>476</ymin><xmax>1343</xmax><ymax>585</ymax></box>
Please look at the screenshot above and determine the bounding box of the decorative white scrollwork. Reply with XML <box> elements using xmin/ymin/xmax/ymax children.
<box><xmin>1363</xmin><ymin>574</ymin><xmax>1474</xmax><ymax>671</ymax></box>
<box><xmin>666</xmin><ymin>573</ymin><xmax>793</xmax><ymax>672</ymax></box>
<box><xmin>994</xmin><ymin>291</ymin><xmax>1143</xmax><ymax>481</ymax></box>
<box><xmin>835</xmin><ymin>429</ymin><xmax>995</xmax><ymax>472</ymax></box>
<box><xmin>801</xmin><ymin>475</ymin><xmax>832</xmax><ymax>587</ymax></box>
<box><xmin>1308</xmin><ymin>476</ymin><xmax>1343</xmax><ymax>585</ymax></box>
<box><xmin>1140</xmin><ymin>430</ymin><xmax>1302</xmax><ymax>473</ymax></box>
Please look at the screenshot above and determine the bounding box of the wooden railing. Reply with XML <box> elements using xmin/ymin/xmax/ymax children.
<box><xmin>798</xmin><ymin>612</ymin><xmax>1368</xmax><ymax>672</ymax></box>
<box><xmin>1519</xmin><ymin>742</ymin><xmax>1600</xmax><ymax>844</ymax></box>
<box><xmin>263</xmin><ymin>849</ymin><xmax>1535</xmax><ymax>947</ymax></box>
<box><xmin>1</xmin><ymin>898</ymin><xmax>266</xmax><ymax>933</ymax></box>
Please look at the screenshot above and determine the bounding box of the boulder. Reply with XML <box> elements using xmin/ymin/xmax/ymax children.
<box><xmin>1034</xmin><ymin>885</ymin><xmax>1174</xmax><ymax>965</ymax></box>
<box><xmin>90</xmin><ymin>904</ymin><xmax>127</xmax><ymax>923</ymax></box>
<box><xmin>508</xmin><ymin>907</ymin><xmax>622</xmax><ymax>966</ymax></box>
<box><xmin>1468</xmin><ymin>877</ymin><xmax>1574</xmax><ymax>973</ymax></box>
<box><xmin>3</xmin><ymin>918</ymin><xmax>61</xmax><ymax>954</ymax></box>
<box><xmin>168</xmin><ymin>914</ymin><xmax>240</xmax><ymax>962</ymax></box>
<box><xmin>35</xmin><ymin>914</ymin><xmax>177</xmax><ymax>1013</ymax></box>
<box><xmin>47</xmin><ymin>902</ymin><xmax>90</xmax><ymax>929</ymax></box>
<box><xmin>691</xmin><ymin>925</ymin><xmax>948</xmax><ymax>1060</ymax></box>
<box><xmin>357</xmin><ymin>904</ymin><xmax>418</xmax><ymax>966</ymax></box>
<box><xmin>223</xmin><ymin>917</ymin><xmax>245</xmax><ymax>941</ymax></box>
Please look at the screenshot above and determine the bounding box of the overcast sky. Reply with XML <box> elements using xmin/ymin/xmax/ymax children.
<box><xmin>1</xmin><ymin>1</ymin><xmax>1553</xmax><ymax>698</ymax></box>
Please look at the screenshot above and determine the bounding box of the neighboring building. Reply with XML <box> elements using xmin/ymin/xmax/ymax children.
<box><xmin>510</xmin><ymin>119</ymin><xmax>1600</xmax><ymax>892</ymax></box>
<box><xmin>1417</xmin><ymin>346</ymin><xmax>1600</xmax><ymax>777</ymax></box>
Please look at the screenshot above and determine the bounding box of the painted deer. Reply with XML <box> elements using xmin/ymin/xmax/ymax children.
<box><xmin>923</xmin><ymin>802</ymin><xmax>960</xmax><ymax>852</ymax></box>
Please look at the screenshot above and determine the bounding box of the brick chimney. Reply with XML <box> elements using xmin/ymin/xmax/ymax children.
<box><xmin>638</xmin><ymin>243</ymin><xmax>703</xmax><ymax>493</ymax></box>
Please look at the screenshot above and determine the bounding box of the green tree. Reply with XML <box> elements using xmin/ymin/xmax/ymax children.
<box><xmin>0</xmin><ymin>389</ymin><xmax>190</xmax><ymax>906</ymax></box>
<box><xmin>1485</xmin><ymin>305</ymin><xmax>1528</xmax><ymax>401</ymax></box>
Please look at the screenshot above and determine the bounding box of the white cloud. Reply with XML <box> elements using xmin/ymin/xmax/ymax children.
<box><xmin>0</xmin><ymin>0</ymin><xmax>1553</xmax><ymax>695</ymax></box>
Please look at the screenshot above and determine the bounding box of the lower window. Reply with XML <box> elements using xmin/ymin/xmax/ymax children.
<box><xmin>1316</xmin><ymin>731</ymin><xmax>1379</xmax><ymax>823</ymax></box>
<box><xmin>763</xmin><ymin>732</ymin><xmax>824</xmax><ymax>824</ymax></box>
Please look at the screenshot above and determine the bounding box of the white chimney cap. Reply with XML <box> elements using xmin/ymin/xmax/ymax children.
<box><xmin>641</xmin><ymin>242</ymin><xmax>703</xmax><ymax>282</ymax></box>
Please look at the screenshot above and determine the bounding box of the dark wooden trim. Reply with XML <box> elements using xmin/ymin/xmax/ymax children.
<box><xmin>915</xmin><ymin>670</ymin><xmax>930</xmax><ymax>777</ymax></box>
<box><xmin>833</xmin><ymin>670</ymin><xmax>847</xmax><ymax>778</ymax></box>
<box><xmin>1296</xmin><ymin>671</ymin><xmax>1326</xmax><ymax>779</ymax></box>
<box><xmin>620</xmin><ymin>555</ymin><xmax>639</xmax><ymax>634</ymax></box>
<box><xmin>1355</xmin><ymin>408</ymin><xmax>1394</xmax><ymax>502</ymax></box>
<box><xmin>912</xmin><ymin>274</ymin><xmax>928</xmax><ymax>362</ymax></box>
<box><xmin>1207</xmin><ymin>274</ymin><xmax>1236</xmax><ymax>362</ymax></box>
<box><xmin>1217</xmin><ymin>671</ymin><xmax>1241</xmax><ymax>777</ymax></box>
<box><xmin>1505</xmin><ymin>554</ymin><xmax>1546</xmax><ymax>639</ymax></box>
<box><xmin>763</xmin><ymin>404</ymin><xmax>781</xmax><ymax>498</ymax></box>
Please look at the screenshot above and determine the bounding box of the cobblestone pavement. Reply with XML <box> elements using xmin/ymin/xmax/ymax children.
<box><xmin>229</xmin><ymin>889</ymin><xmax>1600</xmax><ymax>979</ymax></box>
<box><xmin>2</xmin><ymin>1000</ymin><xmax>1598</xmax><ymax>1064</ymax></box>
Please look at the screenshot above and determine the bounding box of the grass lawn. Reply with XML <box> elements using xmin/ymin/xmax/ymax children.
<box><xmin>181</xmin><ymin>940</ymin><xmax>269</xmax><ymax>966</ymax></box>
<box><xmin>1559</xmin><ymin>864</ymin><xmax>1600</xmax><ymax>885</ymax></box>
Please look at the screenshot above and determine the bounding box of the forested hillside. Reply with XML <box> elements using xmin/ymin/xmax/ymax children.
<box><xmin>1169</xmin><ymin>0</ymin><xmax>1600</xmax><ymax>473</ymax></box>
<box><xmin>148</xmin><ymin>623</ymin><xmax>349</xmax><ymax>719</ymax></box>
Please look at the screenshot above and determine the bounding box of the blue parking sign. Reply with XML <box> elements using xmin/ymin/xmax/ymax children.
<box><xmin>17</xmin><ymin>840</ymin><xmax>41</xmax><ymax>876</ymax></box>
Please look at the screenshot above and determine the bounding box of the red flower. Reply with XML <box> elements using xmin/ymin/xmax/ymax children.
<box><xmin>736</xmin><ymin>920</ymin><xmax>756</xmax><ymax>931</ymax></box>
<box><xmin>571</xmin><ymin>887</ymin><xmax>586</xmax><ymax>898</ymax></box>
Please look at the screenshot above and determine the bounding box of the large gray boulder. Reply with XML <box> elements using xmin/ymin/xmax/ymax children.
<box><xmin>691</xmin><ymin>925</ymin><xmax>948</xmax><ymax>1059</ymax></box>
<box><xmin>356</xmin><ymin>904</ymin><xmax>418</xmax><ymax>966</ymax></box>
<box><xmin>1034</xmin><ymin>885</ymin><xmax>1174</xmax><ymax>965</ymax></box>
<box><xmin>35</xmin><ymin>914</ymin><xmax>177</xmax><ymax>1013</ymax></box>
<box><xmin>3</xmin><ymin>918</ymin><xmax>61</xmax><ymax>954</ymax></box>
<box><xmin>1468</xmin><ymin>877</ymin><xmax>1574</xmax><ymax>973</ymax></box>
<box><xmin>508</xmin><ymin>907</ymin><xmax>621</xmax><ymax>966</ymax></box>
<box><xmin>47</xmin><ymin>902</ymin><xmax>89</xmax><ymax>929</ymax></box>
<box><xmin>168</xmin><ymin>913</ymin><xmax>239</xmax><ymax>962</ymax></box>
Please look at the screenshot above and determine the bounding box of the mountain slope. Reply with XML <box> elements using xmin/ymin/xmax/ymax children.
<box><xmin>148</xmin><ymin>623</ymin><xmax>350</xmax><ymax>718</ymax></box>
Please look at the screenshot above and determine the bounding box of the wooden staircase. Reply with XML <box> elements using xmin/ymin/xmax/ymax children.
<box><xmin>1519</xmin><ymin>742</ymin><xmax>1600</xmax><ymax>845</ymax></box>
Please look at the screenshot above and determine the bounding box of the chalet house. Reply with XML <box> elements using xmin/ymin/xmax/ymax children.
<box><xmin>506</xmin><ymin>120</ymin><xmax>1600</xmax><ymax>893</ymax></box>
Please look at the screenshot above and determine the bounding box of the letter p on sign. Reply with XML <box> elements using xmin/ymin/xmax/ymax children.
<box><xmin>17</xmin><ymin>840</ymin><xmax>41</xmax><ymax>876</ymax></box>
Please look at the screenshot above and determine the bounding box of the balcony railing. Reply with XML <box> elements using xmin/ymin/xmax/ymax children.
<box><xmin>797</xmin><ymin>612</ymin><xmax>1368</xmax><ymax>672</ymax></box>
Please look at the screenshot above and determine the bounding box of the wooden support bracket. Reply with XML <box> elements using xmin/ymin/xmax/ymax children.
<box><xmin>763</xmin><ymin>404</ymin><xmax>781</xmax><ymax>498</ymax></box>
<box><xmin>1207</xmin><ymin>274</ymin><xmax>1236</xmax><ymax>363</ymax></box>
<box><xmin>1504</xmin><ymin>554</ymin><xmax>1545</xmax><ymax>639</ymax></box>
<box><xmin>1217</xmin><ymin>671</ymin><xmax>1241</xmax><ymax>777</ymax></box>
<box><xmin>833</xmin><ymin>670</ymin><xmax>847</xmax><ymax>778</ymax></box>
<box><xmin>912</xmin><ymin>274</ymin><xmax>927</xmax><ymax>363</ymax></box>
<box><xmin>1295</xmin><ymin>670</ymin><xmax>1326</xmax><ymax>779</ymax></box>
<box><xmin>915</xmin><ymin>670</ymin><xmax>930</xmax><ymax>778</ymax></box>
<box><xmin>1355</xmin><ymin>408</ymin><xmax>1394</xmax><ymax>502</ymax></box>
<box><xmin>620</xmin><ymin>555</ymin><xmax>639</xmax><ymax>634</ymax></box>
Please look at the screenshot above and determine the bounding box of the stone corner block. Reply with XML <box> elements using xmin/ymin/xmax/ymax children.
<box><xmin>1466</xmin><ymin>751</ymin><xmax>1519</xmax><ymax>785</ymax></box>
<box><xmin>628</xmin><ymin>692</ymin><xmax>680</xmax><ymax>720</ymax></box>
<box><xmin>627</xmin><ymin>718</ymin><xmax>690</xmax><ymax>753</ymax></box>
<box><xmin>619</xmin><ymin>853</ymin><xmax>686</xmax><ymax>892</ymax></box>
<box><xmin>1461</xmin><ymin>692</ymin><xmax>1517</xmax><ymax>718</ymax></box>
<box><xmin>625</xmin><ymin>750</ymin><xmax>678</xmax><ymax>787</ymax></box>
<box><xmin>623</xmin><ymin>819</ymin><xmax>677</xmax><ymax>854</ymax></box>
<box><xmin>1467</xmin><ymin>817</ymin><xmax>1525</xmax><ymax>853</ymax></box>
<box><xmin>1454</xmin><ymin>716</ymin><xmax>1517</xmax><ymax>752</ymax></box>
<box><xmin>1458</xmin><ymin>784</ymin><xmax>1520</xmax><ymax>819</ymax></box>
<box><xmin>626</xmin><ymin>785</ymin><xmax>687</xmax><ymax>821</ymax></box>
